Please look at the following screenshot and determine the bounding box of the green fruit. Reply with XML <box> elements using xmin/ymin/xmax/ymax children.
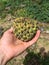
<box><xmin>13</xmin><ymin>17</ymin><xmax>38</xmax><ymax>42</ymax></box>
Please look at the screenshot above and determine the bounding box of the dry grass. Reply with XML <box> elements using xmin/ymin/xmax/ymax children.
<box><xmin>0</xmin><ymin>18</ymin><xmax>49</xmax><ymax>65</ymax></box>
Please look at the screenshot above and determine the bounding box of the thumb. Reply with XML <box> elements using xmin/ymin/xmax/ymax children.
<box><xmin>23</xmin><ymin>30</ymin><xmax>40</xmax><ymax>47</ymax></box>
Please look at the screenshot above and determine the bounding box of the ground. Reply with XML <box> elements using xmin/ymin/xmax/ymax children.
<box><xmin>0</xmin><ymin>16</ymin><xmax>49</xmax><ymax>65</ymax></box>
<box><xmin>0</xmin><ymin>0</ymin><xmax>49</xmax><ymax>64</ymax></box>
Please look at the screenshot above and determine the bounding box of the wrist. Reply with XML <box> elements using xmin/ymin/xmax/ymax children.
<box><xmin>0</xmin><ymin>47</ymin><xmax>6</xmax><ymax>65</ymax></box>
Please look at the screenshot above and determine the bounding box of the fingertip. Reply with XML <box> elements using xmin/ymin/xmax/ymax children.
<box><xmin>36</xmin><ymin>30</ymin><xmax>41</xmax><ymax>36</ymax></box>
<box><xmin>8</xmin><ymin>27</ymin><xmax>14</xmax><ymax>33</ymax></box>
<box><xmin>37</xmin><ymin>30</ymin><xmax>41</xmax><ymax>33</ymax></box>
<box><xmin>11</xmin><ymin>27</ymin><xmax>13</xmax><ymax>31</ymax></box>
<box><xmin>10</xmin><ymin>27</ymin><xmax>14</xmax><ymax>32</ymax></box>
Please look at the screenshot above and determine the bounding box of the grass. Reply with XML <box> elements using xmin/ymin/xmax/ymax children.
<box><xmin>0</xmin><ymin>0</ymin><xmax>49</xmax><ymax>23</ymax></box>
<box><xmin>6</xmin><ymin>37</ymin><xmax>49</xmax><ymax>65</ymax></box>
<box><xmin>0</xmin><ymin>0</ymin><xmax>49</xmax><ymax>65</ymax></box>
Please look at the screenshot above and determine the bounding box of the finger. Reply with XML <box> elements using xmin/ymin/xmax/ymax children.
<box><xmin>24</xmin><ymin>30</ymin><xmax>41</xmax><ymax>47</ymax></box>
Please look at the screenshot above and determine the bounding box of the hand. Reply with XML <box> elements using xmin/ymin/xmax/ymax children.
<box><xmin>0</xmin><ymin>27</ymin><xmax>40</xmax><ymax>65</ymax></box>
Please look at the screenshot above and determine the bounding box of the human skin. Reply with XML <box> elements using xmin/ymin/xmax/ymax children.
<box><xmin>0</xmin><ymin>27</ymin><xmax>40</xmax><ymax>65</ymax></box>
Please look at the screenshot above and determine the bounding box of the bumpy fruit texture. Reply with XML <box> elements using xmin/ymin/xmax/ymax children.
<box><xmin>13</xmin><ymin>17</ymin><xmax>38</xmax><ymax>42</ymax></box>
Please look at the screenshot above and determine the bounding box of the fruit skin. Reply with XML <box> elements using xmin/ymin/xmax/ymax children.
<box><xmin>13</xmin><ymin>17</ymin><xmax>38</xmax><ymax>42</ymax></box>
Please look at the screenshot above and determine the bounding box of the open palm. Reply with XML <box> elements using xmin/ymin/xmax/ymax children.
<box><xmin>0</xmin><ymin>27</ymin><xmax>40</xmax><ymax>65</ymax></box>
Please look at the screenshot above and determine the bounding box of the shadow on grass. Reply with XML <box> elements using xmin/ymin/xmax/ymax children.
<box><xmin>23</xmin><ymin>47</ymin><xmax>49</xmax><ymax>65</ymax></box>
